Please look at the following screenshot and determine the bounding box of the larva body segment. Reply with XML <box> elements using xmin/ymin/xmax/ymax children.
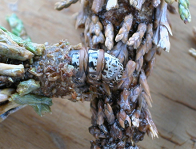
<box><xmin>102</xmin><ymin>51</ymin><xmax>124</xmax><ymax>82</ymax></box>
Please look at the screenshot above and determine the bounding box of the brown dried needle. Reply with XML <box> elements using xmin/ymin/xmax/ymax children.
<box><xmin>105</xmin><ymin>23</ymin><xmax>114</xmax><ymax>50</ymax></box>
<box><xmin>115</xmin><ymin>14</ymin><xmax>133</xmax><ymax>43</ymax></box>
<box><xmin>127</xmin><ymin>23</ymin><xmax>147</xmax><ymax>49</ymax></box>
<box><xmin>55</xmin><ymin>0</ymin><xmax>79</xmax><ymax>10</ymax></box>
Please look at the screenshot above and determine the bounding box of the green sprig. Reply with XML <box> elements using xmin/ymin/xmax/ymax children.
<box><xmin>178</xmin><ymin>0</ymin><xmax>191</xmax><ymax>23</ymax></box>
<box><xmin>0</xmin><ymin>26</ymin><xmax>45</xmax><ymax>55</ymax></box>
<box><xmin>16</xmin><ymin>79</ymin><xmax>40</xmax><ymax>96</ymax></box>
<box><xmin>9</xmin><ymin>94</ymin><xmax>53</xmax><ymax>116</ymax></box>
<box><xmin>6</xmin><ymin>13</ymin><xmax>31</xmax><ymax>42</ymax></box>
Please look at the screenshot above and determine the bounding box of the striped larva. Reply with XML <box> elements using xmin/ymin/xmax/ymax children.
<box><xmin>69</xmin><ymin>48</ymin><xmax>124</xmax><ymax>86</ymax></box>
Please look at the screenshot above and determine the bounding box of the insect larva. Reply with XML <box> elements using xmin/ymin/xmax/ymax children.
<box><xmin>69</xmin><ymin>48</ymin><xmax>124</xmax><ymax>86</ymax></box>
